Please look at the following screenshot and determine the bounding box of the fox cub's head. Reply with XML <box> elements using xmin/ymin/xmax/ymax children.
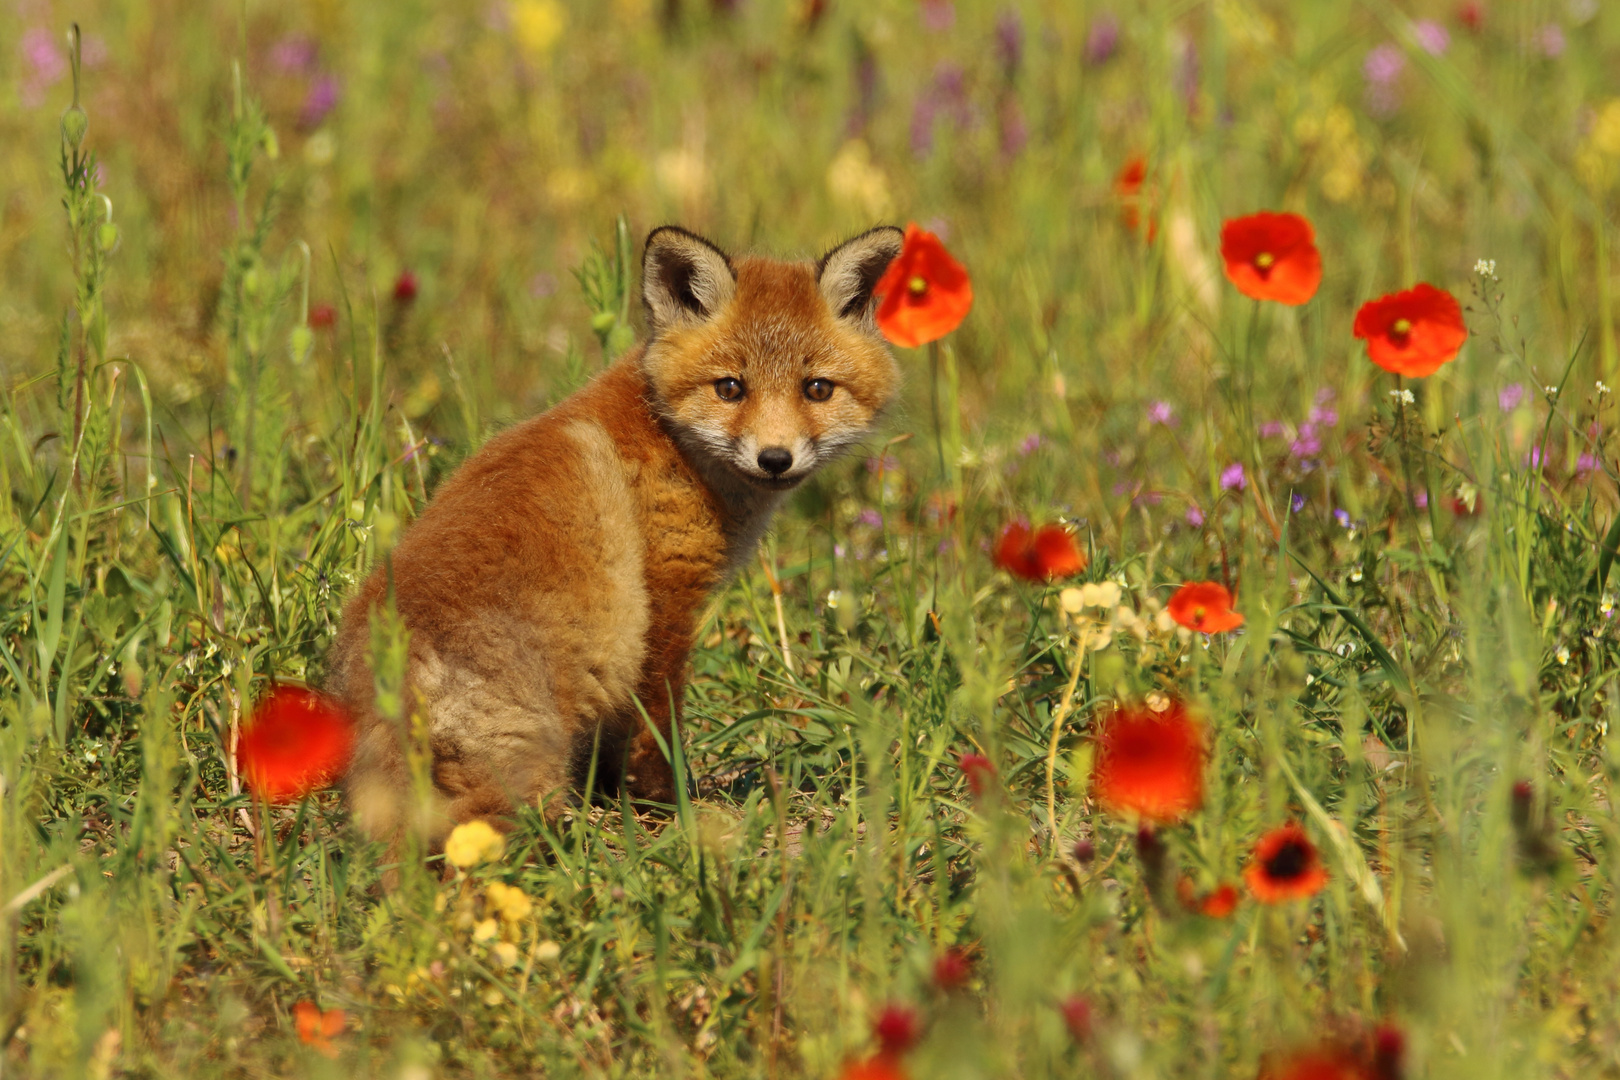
<box><xmin>639</xmin><ymin>226</ymin><xmax>904</xmax><ymax>491</ymax></box>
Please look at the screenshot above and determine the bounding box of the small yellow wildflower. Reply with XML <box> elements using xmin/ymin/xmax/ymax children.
<box><xmin>485</xmin><ymin>881</ymin><xmax>534</xmax><ymax>924</ymax></box>
<box><xmin>472</xmin><ymin>917</ymin><xmax>500</xmax><ymax>943</ymax></box>
<box><xmin>444</xmin><ymin>820</ymin><xmax>504</xmax><ymax>869</ymax></box>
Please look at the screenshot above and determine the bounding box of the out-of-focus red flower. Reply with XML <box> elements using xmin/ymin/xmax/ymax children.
<box><xmin>838</xmin><ymin>1057</ymin><xmax>908</xmax><ymax>1080</ymax></box>
<box><xmin>958</xmin><ymin>752</ymin><xmax>997</xmax><ymax>799</ymax></box>
<box><xmin>1059</xmin><ymin>994</ymin><xmax>1093</xmax><ymax>1043</ymax></box>
<box><xmin>1090</xmin><ymin>700</ymin><xmax>1206</xmax><ymax>823</ymax></box>
<box><xmin>873</xmin><ymin>1003</ymin><xmax>922</xmax><ymax>1056</ymax></box>
<box><xmin>1177</xmin><ymin>878</ymin><xmax>1240</xmax><ymax>918</ymax></box>
<box><xmin>308</xmin><ymin>303</ymin><xmax>337</xmax><ymax>329</ymax></box>
<box><xmin>293</xmin><ymin>1001</ymin><xmax>345</xmax><ymax>1057</ymax></box>
<box><xmin>1072</xmin><ymin>837</ymin><xmax>1096</xmax><ymax>863</ymax></box>
<box><xmin>1456</xmin><ymin>2</ymin><xmax>1483</xmax><ymax>33</ymax></box>
<box><xmin>1114</xmin><ymin>155</ymin><xmax>1158</xmax><ymax>241</ymax></box>
<box><xmin>1371</xmin><ymin>1025</ymin><xmax>1405</xmax><ymax>1080</ymax></box>
<box><xmin>237</xmin><ymin>687</ymin><xmax>355</xmax><ymax>803</ymax></box>
<box><xmin>1166</xmin><ymin>581</ymin><xmax>1244</xmax><ymax>633</ymax></box>
<box><xmin>1257</xmin><ymin>1049</ymin><xmax>1367</xmax><ymax>1080</ymax></box>
<box><xmin>392</xmin><ymin>269</ymin><xmax>419</xmax><ymax>304</ymax></box>
<box><xmin>994</xmin><ymin>521</ymin><xmax>1087</xmax><ymax>582</ymax></box>
<box><xmin>1352</xmin><ymin>284</ymin><xmax>1467</xmax><ymax>378</ymax></box>
<box><xmin>872</xmin><ymin>223</ymin><xmax>973</xmax><ymax>348</ymax></box>
<box><xmin>1220</xmin><ymin>212</ymin><xmax>1323</xmax><ymax>305</ymax></box>
<box><xmin>1244</xmin><ymin>823</ymin><xmax>1329</xmax><ymax>903</ymax></box>
<box><xmin>932</xmin><ymin>947</ymin><xmax>973</xmax><ymax>991</ymax></box>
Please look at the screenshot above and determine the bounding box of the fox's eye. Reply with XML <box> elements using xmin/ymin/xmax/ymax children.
<box><xmin>804</xmin><ymin>378</ymin><xmax>835</xmax><ymax>403</ymax></box>
<box><xmin>714</xmin><ymin>377</ymin><xmax>745</xmax><ymax>402</ymax></box>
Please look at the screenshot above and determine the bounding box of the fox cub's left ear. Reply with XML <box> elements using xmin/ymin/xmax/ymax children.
<box><xmin>818</xmin><ymin>226</ymin><xmax>904</xmax><ymax>329</ymax></box>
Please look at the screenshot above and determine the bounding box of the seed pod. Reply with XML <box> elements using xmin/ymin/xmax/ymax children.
<box><xmin>290</xmin><ymin>325</ymin><xmax>314</xmax><ymax>366</ymax></box>
<box><xmin>61</xmin><ymin>105</ymin><xmax>88</xmax><ymax>153</ymax></box>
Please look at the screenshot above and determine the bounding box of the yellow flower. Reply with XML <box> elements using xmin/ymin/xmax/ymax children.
<box><xmin>511</xmin><ymin>0</ymin><xmax>567</xmax><ymax>59</ymax></box>
<box><xmin>443</xmin><ymin>820</ymin><xmax>504</xmax><ymax>869</ymax></box>
<box><xmin>472</xmin><ymin>917</ymin><xmax>500</xmax><ymax>943</ymax></box>
<box><xmin>485</xmin><ymin>881</ymin><xmax>534</xmax><ymax>924</ymax></box>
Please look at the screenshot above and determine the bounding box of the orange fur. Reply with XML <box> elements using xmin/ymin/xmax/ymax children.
<box><xmin>329</xmin><ymin>226</ymin><xmax>903</xmax><ymax>846</ymax></box>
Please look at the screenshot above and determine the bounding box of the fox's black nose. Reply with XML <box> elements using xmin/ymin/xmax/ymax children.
<box><xmin>757</xmin><ymin>447</ymin><xmax>794</xmax><ymax>476</ymax></box>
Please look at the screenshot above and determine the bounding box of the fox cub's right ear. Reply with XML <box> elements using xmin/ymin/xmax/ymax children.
<box><xmin>817</xmin><ymin>226</ymin><xmax>904</xmax><ymax>329</ymax></box>
<box><xmin>643</xmin><ymin>226</ymin><xmax>736</xmax><ymax>334</ymax></box>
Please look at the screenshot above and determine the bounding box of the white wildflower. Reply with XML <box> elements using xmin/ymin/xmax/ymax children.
<box><xmin>1556</xmin><ymin>645</ymin><xmax>1570</xmax><ymax>666</ymax></box>
<box><xmin>1473</xmin><ymin>258</ymin><xmax>1496</xmax><ymax>277</ymax></box>
<box><xmin>1389</xmin><ymin>389</ymin><xmax>1415</xmax><ymax>405</ymax></box>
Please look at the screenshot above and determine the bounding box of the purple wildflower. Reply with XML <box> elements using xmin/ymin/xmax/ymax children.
<box><xmin>1291</xmin><ymin>493</ymin><xmax>1306</xmax><ymax>513</ymax></box>
<box><xmin>1289</xmin><ymin>424</ymin><xmax>1322</xmax><ymax>459</ymax></box>
<box><xmin>1413</xmin><ymin>489</ymin><xmax>1429</xmax><ymax>509</ymax></box>
<box><xmin>910</xmin><ymin>63</ymin><xmax>970</xmax><ymax>158</ymax></box>
<box><xmin>1147</xmin><ymin>400</ymin><xmax>1174</xmax><ymax>425</ymax></box>
<box><xmin>1413</xmin><ymin>20</ymin><xmax>1450</xmax><ymax>56</ymax></box>
<box><xmin>529</xmin><ymin>273</ymin><xmax>558</xmax><ymax>298</ymax></box>
<box><xmin>1174</xmin><ymin>36</ymin><xmax>1199</xmax><ymax>110</ymax></box>
<box><xmin>270</xmin><ymin>35</ymin><xmax>319</xmax><ymax>74</ymax></box>
<box><xmin>301</xmin><ymin>74</ymin><xmax>341</xmax><ymax>128</ymax></box>
<box><xmin>1019</xmin><ymin>433</ymin><xmax>1042</xmax><ymax>455</ymax></box>
<box><xmin>1499</xmin><ymin>383</ymin><xmax>1525</xmax><ymax>412</ymax></box>
<box><xmin>1085</xmin><ymin>14</ymin><xmax>1120</xmax><ymax>65</ymax></box>
<box><xmin>1133</xmin><ymin>491</ymin><xmax>1163</xmax><ymax>508</ymax></box>
<box><xmin>999</xmin><ymin>97</ymin><xmax>1028</xmax><ymax>160</ymax></box>
<box><xmin>1220</xmin><ymin>462</ymin><xmax>1246</xmax><ymax>491</ymax></box>
<box><xmin>1536</xmin><ymin>24</ymin><xmax>1566</xmax><ymax>58</ymax></box>
<box><xmin>1258</xmin><ymin>420</ymin><xmax>1286</xmax><ymax>439</ymax></box>
<box><xmin>1334</xmin><ymin>508</ymin><xmax>1351</xmax><ymax>528</ymax></box>
<box><xmin>857</xmin><ymin>508</ymin><xmax>884</xmax><ymax>528</ymax></box>
<box><xmin>1525</xmin><ymin>445</ymin><xmax>1544</xmax><ymax>469</ymax></box>
<box><xmin>995</xmin><ymin>9</ymin><xmax>1025</xmax><ymax>78</ymax></box>
<box><xmin>1308</xmin><ymin>405</ymin><xmax>1338</xmax><ymax>427</ymax></box>
<box><xmin>19</xmin><ymin>27</ymin><xmax>67</xmax><ymax>108</ymax></box>
<box><xmin>1186</xmin><ymin>505</ymin><xmax>1205</xmax><ymax>527</ymax></box>
<box><xmin>1363</xmin><ymin>43</ymin><xmax>1405</xmax><ymax>116</ymax></box>
<box><xmin>1577</xmin><ymin>453</ymin><xmax>1599</xmax><ymax>475</ymax></box>
<box><xmin>920</xmin><ymin>0</ymin><xmax>955</xmax><ymax>32</ymax></box>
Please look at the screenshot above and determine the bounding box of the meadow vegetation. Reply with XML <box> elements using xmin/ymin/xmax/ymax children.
<box><xmin>3</xmin><ymin>0</ymin><xmax>1620</xmax><ymax>1076</ymax></box>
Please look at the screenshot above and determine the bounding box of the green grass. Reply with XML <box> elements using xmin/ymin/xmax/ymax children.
<box><xmin>3</xmin><ymin>1</ymin><xmax>1620</xmax><ymax>1076</ymax></box>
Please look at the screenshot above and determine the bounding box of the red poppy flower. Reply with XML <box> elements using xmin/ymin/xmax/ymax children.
<box><xmin>873</xmin><ymin>1003</ymin><xmax>922</xmax><ymax>1056</ymax></box>
<box><xmin>932</xmin><ymin>947</ymin><xmax>972</xmax><ymax>991</ymax></box>
<box><xmin>308</xmin><ymin>303</ymin><xmax>337</xmax><ymax>329</ymax></box>
<box><xmin>1090</xmin><ymin>701</ymin><xmax>1206</xmax><ymax>822</ymax></box>
<box><xmin>392</xmin><ymin>269</ymin><xmax>418</xmax><ymax>304</ymax></box>
<box><xmin>237</xmin><ymin>687</ymin><xmax>355</xmax><ymax>803</ymax></box>
<box><xmin>1059</xmin><ymin>995</ymin><xmax>1093</xmax><ymax>1043</ymax></box>
<box><xmin>958</xmin><ymin>752</ymin><xmax>996</xmax><ymax>798</ymax></box>
<box><xmin>294</xmin><ymin>1001</ymin><xmax>345</xmax><ymax>1057</ymax></box>
<box><xmin>873</xmin><ymin>223</ymin><xmax>973</xmax><ymax>348</ymax></box>
<box><xmin>1244</xmin><ymin>823</ymin><xmax>1329</xmax><ymax>903</ymax></box>
<box><xmin>1220</xmin><ymin>212</ymin><xmax>1322</xmax><ymax>305</ymax></box>
<box><xmin>1166</xmin><ymin>581</ymin><xmax>1244</xmax><ymax>633</ymax></box>
<box><xmin>1177</xmin><ymin>878</ymin><xmax>1240</xmax><ymax>918</ymax></box>
<box><xmin>1114</xmin><ymin>155</ymin><xmax>1158</xmax><ymax>240</ymax></box>
<box><xmin>994</xmin><ymin>521</ymin><xmax>1087</xmax><ymax>582</ymax></box>
<box><xmin>1352</xmin><ymin>284</ymin><xmax>1467</xmax><ymax>378</ymax></box>
<box><xmin>839</xmin><ymin>1058</ymin><xmax>908</xmax><ymax>1080</ymax></box>
<box><xmin>1257</xmin><ymin>1049</ymin><xmax>1367</xmax><ymax>1080</ymax></box>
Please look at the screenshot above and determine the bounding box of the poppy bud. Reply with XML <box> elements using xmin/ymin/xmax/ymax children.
<box><xmin>1510</xmin><ymin>779</ymin><xmax>1533</xmax><ymax>832</ymax></box>
<box><xmin>932</xmin><ymin>947</ymin><xmax>972</xmax><ymax>991</ymax></box>
<box><xmin>61</xmin><ymin>105</ymin><xmax>88</xmax><ymax>153</ymax></box>
<box><xmin>1072</xmin><ymin>838</ymin><xmax>1096</xmax><ymax>864</ymax></box>
<box><xmin>97</xmin><ymin>222</ymin><xmax>119</xmax><ymax>254</ymax></box>
<box><xmin>872</xmin><ymin>1003</ymin><xmax>921</xmax><ymax>1056</ymax></box>
<box><xmin>393</xmin><ymin>270</ymin><xmax>419</xmax><ymax>304</ymax></box>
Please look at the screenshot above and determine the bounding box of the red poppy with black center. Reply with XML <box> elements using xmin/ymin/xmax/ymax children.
<box><xmin>872</xmin><ymin>223</ymin><xmax>973</xmax><ymax>348</ymax></box>
<box><xmin>1220</xmin><ymin>212</ymin><xmax>1323</xmax><ymax>305</ymax></box>
<box><xmin>994</xmin><ymin>521</ymin><xmax>1087</xmax><ymax>582</ymax></box>
<box><xmin>1352</xmin><ymin>283</ymin><xmax>1467</xmax><ymax>377</ymax></box>
<box><xmin>1166</xmin><ymin>580</ymin><xmax>1244</xmax><ymax>633</ymax></box>
<box><xmin>1090</xmin><ymin>700</ymin><xmax>1205</xmax><ymax>822</ymax></box>
<box><xmin>237</xmin><ymin>687</ymin><xmax>355</xmax><ymax>803</ymax></box>
<box><xmin>1245</xmin><ymin>822</ymin><xmax>1329</xmax><ymax>903</ymax></box>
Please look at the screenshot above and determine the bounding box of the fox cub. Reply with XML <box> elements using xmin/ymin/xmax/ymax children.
<box><xmin>329</xmin><ymin>225</ymin><xmax>905</xmax><ymax>845</ymax></box>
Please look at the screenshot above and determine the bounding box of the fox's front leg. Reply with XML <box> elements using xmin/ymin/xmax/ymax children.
<box><xmin>624</xmin><ymin>669</ymin><xmax>684</xmax><ymax>807</ymax></box>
